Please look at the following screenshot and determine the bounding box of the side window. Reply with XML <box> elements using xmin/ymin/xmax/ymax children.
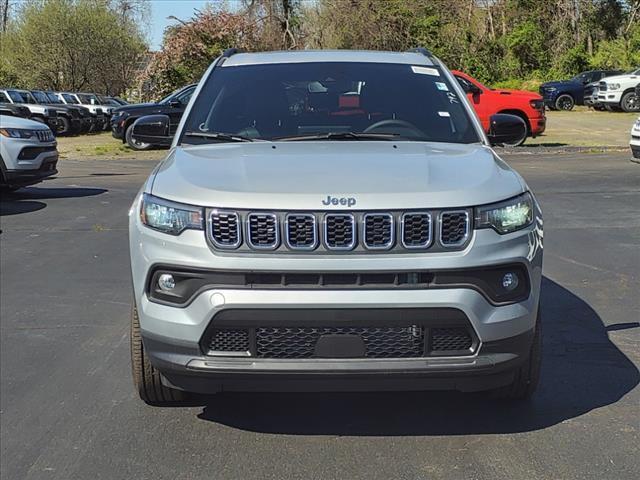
<box><xmin>176</xmin><ymin>88</ymin><xmax>194</xmax><ymax>105</ymax></box>
<box><xmin>455</xmin><ymin>76</ymin><xmax>473</xmax><ymax>93</ymax></box>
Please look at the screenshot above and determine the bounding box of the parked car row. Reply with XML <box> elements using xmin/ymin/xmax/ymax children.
<box><xmin>539</xmin><ymin>68</ymin><xmax>640</xmax><ymax>112</ymax></box>
<box><xmin>0</xmin><ymin>88</ymin><xmax>129</xmax><ymax>136</ymax></box>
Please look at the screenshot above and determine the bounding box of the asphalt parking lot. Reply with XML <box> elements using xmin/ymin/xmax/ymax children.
<box><xmin>1</xmin><ymin>151</ymin><xmax>639</xmax><ymax>480</ymax></box>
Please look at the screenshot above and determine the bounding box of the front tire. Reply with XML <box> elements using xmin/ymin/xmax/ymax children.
<box><xmin>554</xmin><ymin>94</ymin><xmax>575</xmax><ymax>111</ymax></box>
<box><xmin>621</xmin><ymin>91</ymin><xmax>639</xmax><ymax>112</ymax></box>
<box><xmin>492</xmin><ymin>309</ymin><xmax>542</xmax><ymax>400</ymax></box>
<box><xmin>125</xmin><ymin>124</ymin><xmax>153</xmax><ymax>151</ymax></box>
<box><xmin>131</xmin><ymin>304</ymin><xmax>188</xmax><ymax>406</ymax></box>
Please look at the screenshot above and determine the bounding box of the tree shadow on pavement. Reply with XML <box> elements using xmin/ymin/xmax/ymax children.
<box><xmin>197</xmin><ymin>277</ymin><xmax>639</xmax><ymax>435</ymax></box>
<box><xmin>0</xmin><ymin>185</ymin><xmax>106</xmax><ymax>216</ymax></box>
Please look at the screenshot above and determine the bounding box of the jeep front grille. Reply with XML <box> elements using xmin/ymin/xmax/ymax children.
<box><xmin>247</xmin><ymin>213</ymin><xmax>279</xmax><ymax>249</ymax></box>
<box><xmin>35</xmin><ymin>129</ymin><xmax>54</xmax><ymax>142</ymax></box>
<box><xmin>206</xmin><ymin>208</ymin><xmax>472</xmax><ymax>253</ymax></box>
<box><xmin>430</xmin><ymin>328</ymin><xmax>473</xmax><ymax>353</ymax></box>
<box><xmin>324</xmin><ymin>214</ymin><xmax>356</xmax><ymax>250</ymax></box>
<box><xmin>363</xmin><ymin>213</ymin><xmax>394</xmax><ymax>249</ymax></box>
<box><xmin>285</xmin><ymin>214</ymin><xmax>317</xmax><ymax>249</ymax></box>
<box><xmin>439</xmin><ymin>211</ymin><xmax>469</xmax><ymax>247</ymax></box>
<box><xmin>401</xmin><ymin>212</ymin><xmax>431</xmax><ymax>248</ymax></box>
<box><xmin>209</xmin><ymin>211</ymin><xmax>241</xmax><ymax>249</ymax></box>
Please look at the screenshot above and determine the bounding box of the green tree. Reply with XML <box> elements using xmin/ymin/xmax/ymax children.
<box><xmin>0</xmin><ymin>0</ymin><xmax>147</xmax><ymax>94</ymax></box>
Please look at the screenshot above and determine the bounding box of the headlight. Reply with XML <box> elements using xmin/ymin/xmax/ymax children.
<box><xmin>475</xmin><ymin>192</ymin><xmax>534</xmax><ymax>234</ymax></box>
<box><xmin>0</xmin><ymin>128</ymin><xmax>39</xmax><ymax>139</ymax></box>
<box><xmin>140</xmin><ymin>193</ymin><xmax>203</xmax><ymax>235</ymax></box>
<box><xmin>608</xmin><ymin>83</ymin><xmax>620</xmax><ymax>90</ymax></box>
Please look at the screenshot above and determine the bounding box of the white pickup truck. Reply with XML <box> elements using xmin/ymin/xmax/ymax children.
<box><xmin>597</xmin><ymin>68</ymin><xmax>640</xmax><ymax>112</ymax></box>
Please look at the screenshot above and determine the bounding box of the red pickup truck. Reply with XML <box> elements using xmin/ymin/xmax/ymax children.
<box><xmin>452</xmin><ymin>70</ymin><xmax>546</xmax><ymax>146</ymax></box>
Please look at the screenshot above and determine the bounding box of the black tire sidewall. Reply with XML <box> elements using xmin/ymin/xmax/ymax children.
<box><xmin>125</xmin><ymin>124</ymin><xmax>153</xmax><ymax>151</ymax></box>
<box><xmin>555</xmin><ymin>94</ymin><xmax>574</xmax><ymax>111</ymax></box>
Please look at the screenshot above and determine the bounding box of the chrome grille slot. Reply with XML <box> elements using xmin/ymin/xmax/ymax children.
<box><xmin>363</xmin><ymin>213</ymin><xmax>394</xmax><ymax>249</ymax></box>
<box><xmin>401</xmin><ymin>212</ymin><xmax>431</xmax><ymax>248</ymax></box>
<box><xmin>209</xmin><ymin>211</ymin><xmax>241</xmax><ymax>249</ymax></box>
<box><xmin>440</xmin><ymin>211</ymin><xmax>469</xmax><ymax>247</ymax></box>
<box><xmin>247</xmin><ymin>213</ymin><xmax>279</xmax><ymax>249</ymax></box>
<box><xmin>285</xmin><ymin>214</ymin><xmax>317</xmax><ymax>250</ymax></box>
<box><xmin>324</xmin><ymin>214</ymin><xmax>356</xmax><ymax>250</ymax></box>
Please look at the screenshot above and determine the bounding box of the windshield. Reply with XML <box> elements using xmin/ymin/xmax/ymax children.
<box><xmin>62</xmin><ymin>94</ymin><xmax>79</xmax><ymax>104</ymax></box>
<box><xmin>32</xmin><ymin>91</ymin><xmax>50</xmax><ymax>103</ymax></box>
<box><xmin>45</xmin><ymin>92</ymin><xmax>63</xmax><ymax>103</ymax></box>
<box><xmin>0</xmin><ymin>91</ymin><xmax>10</xmax><ymax>103</ymax></box>
<box><xmin>98</xmin><ymin>95</ymin><xmax>118</xmax><ymax>106</ymax></box>
<box><xmin>7</xmin><ymin>90</ymin><xmax>32</xmax><ymax>103</ymax></box>
<box><xmin>77</xmin><ymin>93</ymin><xmax>99</xmax><ymax>104</ymax></box>
<box><xmin>181</xmin><ymin>62</ymin><xmax>478</xmax><ymax>144</ymax></box>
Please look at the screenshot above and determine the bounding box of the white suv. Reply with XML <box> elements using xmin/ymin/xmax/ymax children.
<box><xmin>128</xmin><ymin>49</ymin><xmax>543</xmax><ymax>406</ymax></box>
<box><xmin>598</xmin><ymin>68</ymin><xmax>640</xmax><ymax>112</ymax></box>
<box><xmin>0</xmin><ymin>115</ymin><xmax>58</xmax><ymax>189</ymax></box>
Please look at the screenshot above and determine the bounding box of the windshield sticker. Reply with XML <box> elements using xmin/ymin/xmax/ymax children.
<box><xmin>438</xmin><ymin>111</ymin><xmax>451</xmax><ymax>117</ymax></box>
<box><xmin>446</xmin><ymin>92</ymin><xmax>459</xmax><ymax>104</ymax></box>
<box><xmin>435</xmin><ymin>82</ymin><xmax>448</xmax><ymax>91</ymax></box>
<box><xmin>411</xmin><ymin>66</ymin><xmax>439</xmax><ymax>76</ymax></box>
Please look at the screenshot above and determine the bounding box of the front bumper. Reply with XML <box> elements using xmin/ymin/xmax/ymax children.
<box><xmin>598</xmin><ymin>91</ymin><xmax>622</xmax><ymax>104</ymax></box>
<box><xmin>2</xmin><ymin>156</ymin><xmax>58</xmax><ymax>186</ymax></box>
<box><xmin>130</xmin><ymin>197</ymin><xmax>543</xmax><ymax>393</ymax></box>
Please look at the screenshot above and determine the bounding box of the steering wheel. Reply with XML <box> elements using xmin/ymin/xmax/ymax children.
<box><xmin>363</xmin><ymin>119</ymin><xmax>425</xmax><ymax>137</ymax></box>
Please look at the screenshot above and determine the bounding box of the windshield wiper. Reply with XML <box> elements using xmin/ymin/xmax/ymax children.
<box><xmin>277</xmin><ymin>132</ymin><xmax>399</xmax><ymax>141</ymax></box>
<box><xmin>183</xmin><ymin>131</ymin><xmax>254</xmax><ymax>142</ymax></box>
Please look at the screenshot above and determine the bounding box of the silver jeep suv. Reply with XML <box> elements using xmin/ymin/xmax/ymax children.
<box><xmin>129</xmin><ymin>49</ymin><xmax>543</xmax><ymax>405</ymax></box>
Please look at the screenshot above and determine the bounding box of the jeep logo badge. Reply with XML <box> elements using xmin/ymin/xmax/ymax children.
<box><xmin>322</xmin><ymin>195</ymin><xmax>356</xmax><ymax>207</ymax></box>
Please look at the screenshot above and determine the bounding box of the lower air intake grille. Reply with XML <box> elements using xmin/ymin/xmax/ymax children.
<box><xmin>209</xmin><ymin>212</ymin><xmax>240</xmax><ymax>248</ymax></box>
<box><xmin>440</xmin><ymin>211</ymin><xmax>469</xmax><ymax>246</ymax></box>
<box><xmin>431</xmin><ymin>328</ymin><xmax>473</xmax><ymax>352</ymax></box>
<box><xmin>209</xmin><ymin>329</ymin><xmax>250</xmax><ymax>353</ymax></box>
<box><xmin>325</xmin><ymin>214</ymin><xmax>355</xmax><ymax>250</ymax></box>
<box><xmin>363</xmin><ymin>213</ymin><xmax>393</xmax><ymax>249</ymax></box>
<box><xmin>286</xmin><ymin>214</ymin><xmax>317</xmax><ymax>249</ymax></box>
<box><xmin>247</xmin><ymin>213</ymin><xmax>278</xmax><ymax>249</ymax></box>
<box><xmin>256</xmin><ymin>326</ymin><xmax>426</xmax><ymax>359</ymax></box>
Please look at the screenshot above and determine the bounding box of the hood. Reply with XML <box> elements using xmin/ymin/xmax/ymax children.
<box><xmin>601</xmin><ymin>72</ymin><xmax>638</xmax><ymax>83</ymax></box>
<box><xmin>0</xmin><ymin>114</ymin><xmax>51</xmax><ymax>129</ymax></box>
<box><xmin>151</xmin><ymin>142</ymin><xmax>525</xmax><ymax>210</ymax></box>
<box><xmin>540</xmin><ymin>80</ymin><xmax>576</xmax><ymax>88</ymax></box>
<box><xmin>491</xmin><ymin>88</ymin><xmax>541</xmax><ymax>98</ymax></box>
<box><xmin>113</xmin><ymin>102</ymin><xmax>159</xmax><ymax>113</ymax></box>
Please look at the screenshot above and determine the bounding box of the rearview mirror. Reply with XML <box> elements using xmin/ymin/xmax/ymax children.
<box><xmin>168</xmin><ymin>99</ymin><xmax>181</xmax><ymax>108</ymax></box>
<box><xmin>131</xmin><ymin>114</ymin><xmax>171</xmax><ymax>145</ymax></box>
<box><xmin>486</xmin><ymin>114</ymin><xmax>527</xmax><ymax>146</ymax></box>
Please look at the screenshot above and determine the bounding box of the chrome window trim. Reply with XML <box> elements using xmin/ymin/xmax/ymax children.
<box><xmin>401</xmin><ymin>212</ymin><xmax>432</xmax><ymax>249</ymax></box>
<box><xmin>362</xmin><ymin>213</ymin><xmax>395</xmax><ymax>250</ymax></box>
<box><xmin>438</xmin><ymin>210</ymin><xmax>470</xmax><ymax>247</ymax></box>
<box><xmin>246</xmin><ymin>212</ymin><xmax>280</xmax><ymax>250</ymax></box>
<box><xmin>285</xmin><ymin>213</ymin><xmax>318</xmax><ymax>251</ymax></box>
<box><xmin>207</xmin><ymin>210</ymin><xmax>242</xmax><ymax>250</ymax></box>
<box><xmin>323</xmin><ymin>213</ymin><xmax>357</xmax><ymax>251</ymax></box>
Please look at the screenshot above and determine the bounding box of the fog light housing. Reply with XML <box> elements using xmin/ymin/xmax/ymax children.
<box><xmin>158</xmin><ymin>273</ymin><xmax>176</xmax><ymax>291</ymax></box>
<box><xmin>502</xmin><ymin>272</ymin><xmax>519</xmax><ymax>291</ymax></box>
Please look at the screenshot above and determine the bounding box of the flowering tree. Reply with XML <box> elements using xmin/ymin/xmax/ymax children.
<box><xmin>137</xmin><ymin>6</ymin><xmax>257</xmax><ymax>100</ymax></box>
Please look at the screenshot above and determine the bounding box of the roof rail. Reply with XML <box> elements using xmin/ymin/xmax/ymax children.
<box><xmin>221</xmin><ymin>48</ymin><xmax>241</xmax><ymax>58</ymax></box>
<box><xmin>407</xmin><ymin>47</ymin><xmax>435</xmax><ymax>58</ymax></box>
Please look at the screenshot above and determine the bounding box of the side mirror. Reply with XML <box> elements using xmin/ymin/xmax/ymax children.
<box><xmin>487</xmin><ymin>114</ymin><xmax>527</xmax><ymax>146</ymax></box>
<box><xmin>131</xmin><ymin>114</ymin><xmax>171</xmax><ymax>145</ymax></box>
<box><xmin>469</xmin><ymin>84</ymin><xmax>482</xmax><ymax>95</ymax></box>
<box><xmin>168</xmin><ymin>99</ymin><xmax>181</xmax><ymax>108</ymax></box>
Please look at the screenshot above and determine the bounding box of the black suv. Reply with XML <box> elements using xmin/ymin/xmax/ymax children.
<box><xmin>110</xmin><ymin>84</ymin><xmax>196</xmax><ymax>150</ymax></box>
